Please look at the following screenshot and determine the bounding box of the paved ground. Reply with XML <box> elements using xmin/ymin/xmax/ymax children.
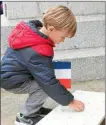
<box><xmin>1</xmin><ymin>79</ymin><xmax>105</xmax><ymax>125</ymax></box>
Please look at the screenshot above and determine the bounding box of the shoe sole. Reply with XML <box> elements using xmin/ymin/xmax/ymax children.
<box><xmin>14</xmin><ymin>121</ymin><xmax>27</xmax><ymax>125</ymax></box>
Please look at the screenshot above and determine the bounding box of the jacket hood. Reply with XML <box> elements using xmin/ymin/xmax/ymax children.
<box><xmin>8</xmin><ymin>20</ymin><xmax>55</xmax><ymax>49</ymax></box>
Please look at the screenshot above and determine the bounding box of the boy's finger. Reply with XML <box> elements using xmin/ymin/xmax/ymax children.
<box><xmin>80</xmin><ymin>106</ymin><xmax>85</xmax><ymax>111</ymax></box>
<box><xmin>75</xmin><ymin>107</ymin><xmax>81</xmax><ymax>112</ymax></box>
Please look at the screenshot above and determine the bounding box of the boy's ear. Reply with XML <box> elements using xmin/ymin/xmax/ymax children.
<box><xmin>48</xmin><ymin>26</ymin><xmax>55</xmax><ymax>32</ymax></box>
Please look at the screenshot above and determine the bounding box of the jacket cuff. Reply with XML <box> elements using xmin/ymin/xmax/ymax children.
<box><xmin>62</xmin><ymin>93</ymin><xmax>74</xmax><ymax>106</ymax></box>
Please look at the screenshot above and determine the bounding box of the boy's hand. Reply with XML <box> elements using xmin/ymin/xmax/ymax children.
<box><xmin>68</xmin><ymin>99</ymin><xmax>85</xmax><ymax>112</ymax></box>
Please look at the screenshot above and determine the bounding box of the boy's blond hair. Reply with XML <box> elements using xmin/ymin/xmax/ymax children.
<box><xmin>43</xmin><ymin>5</ymin><xmax>77</xmax><ymax>37</ymax></box>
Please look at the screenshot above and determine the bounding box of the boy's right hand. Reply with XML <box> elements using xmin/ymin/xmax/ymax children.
<box><xmin>68</xmin><ymin>99</ymin><xmax>85</xmax><ymax>112</ymax></box>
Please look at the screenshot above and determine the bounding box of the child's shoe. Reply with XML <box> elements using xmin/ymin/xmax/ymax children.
<box><xmin>14</xmin><ymin>107</ymin><xmax>52</xmax><ymax>125</ymax></box>
<box><xmin>14</xmin><ymin>113</ymin><xmax>43</xmax><ymax>125</ymax></box>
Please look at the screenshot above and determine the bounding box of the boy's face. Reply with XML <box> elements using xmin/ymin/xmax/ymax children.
<box><xmin>47</xmin><ymin>26</ymin><xmax>71</xmax><ymax>44</ymax></box>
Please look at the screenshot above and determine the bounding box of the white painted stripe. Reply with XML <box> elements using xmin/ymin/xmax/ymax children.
<box><xmin>54</xmin><ymin>69</ymin><xmax>71</xmax><ymax>79</ymax></box>
<box><xmin>36</xmin><ymin>91</ymin><xmax>105</xmax><ymax>125</ymax></box>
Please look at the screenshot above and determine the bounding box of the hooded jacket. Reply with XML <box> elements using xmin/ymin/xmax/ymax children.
<box><xmin>1</xmin><ymin>20</ymin><xmax>74</xmax><ymax>106</ymax></box>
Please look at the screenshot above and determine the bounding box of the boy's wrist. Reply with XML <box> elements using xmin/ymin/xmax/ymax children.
<box><xmin>67</xmin><ymin>95</ymin><xmax>74</xmax><ymax>106</ymax></box>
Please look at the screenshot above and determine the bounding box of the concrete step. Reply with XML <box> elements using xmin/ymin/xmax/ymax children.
<box><xmin>1</xmin><ymin>80</ymin><xmax>105</xmax><ymax>125</ymax></box>
<box><xmin>3</xmin><ymin>2</ymin><xmax>105</xmax><ymax>19</ymax></box>
<box><xmin>1</xmin><ymin>14</ymin><xmax>105</xmax><ymax>55</ymax></box>
<box><xmin>39</xmin><ymin>2</ymin><xmax>105</xmax><ymax>16</ymax></box>
<box><xmin>53</xmin><ymin>47</ymin><xmax>105</xmax><ymax>82</ymax></box>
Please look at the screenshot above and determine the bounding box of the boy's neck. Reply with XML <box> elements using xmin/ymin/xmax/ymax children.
<box><xmin>39</xmin><ymin>26</ymin><xmax>49</xmax><ymax>37</ymax></box>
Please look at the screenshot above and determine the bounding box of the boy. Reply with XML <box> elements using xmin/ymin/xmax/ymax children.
<box><xmin>1</xmin><ymin>5</ymin><xmax>84</xmax><ymax>125</ymax></box>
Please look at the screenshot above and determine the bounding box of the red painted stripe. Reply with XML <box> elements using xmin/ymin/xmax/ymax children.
<box><xmin>58</xmin><ymin>79</ymin><xmax>72</xmax><ymax>89</ymax></box>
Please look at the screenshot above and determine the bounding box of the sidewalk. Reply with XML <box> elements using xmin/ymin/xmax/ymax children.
<box><xmin>1</xmin><ymin>79</ymin><xmax>105</xmax><ymax>125</ymax></box>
